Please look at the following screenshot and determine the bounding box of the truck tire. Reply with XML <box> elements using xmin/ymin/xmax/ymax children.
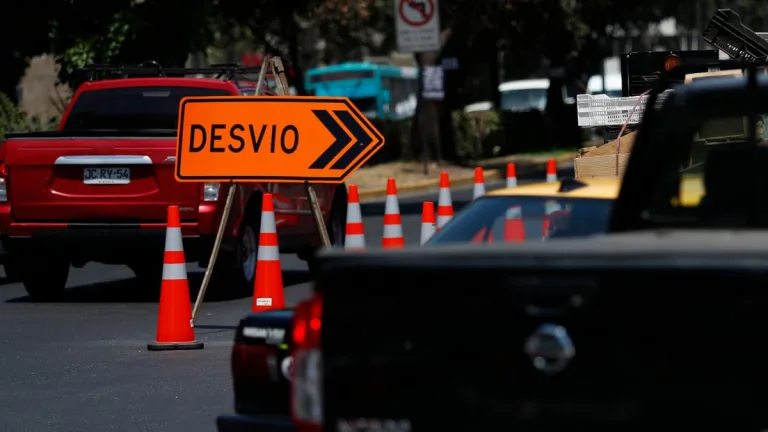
<box><xmin>3</xmin><ymin>256</ymin><xmax>21</xmax><ymax>283</ymax></box>
<box><xmin>214</xmin><ymin>200</ymin><xmax>263</xmax><ymax>298</ymax></box>
<box><xmin>20</xmin><ymin>257</ymin><xmax>70</xmax><ymax>300</ymax></box>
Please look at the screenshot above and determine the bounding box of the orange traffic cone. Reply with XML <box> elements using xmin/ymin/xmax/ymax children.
<box><xmin>437</xmin><ymin>172</ymin><xmax>453</xmax><ymax>230</ymax></box>
<box><xmin>382</xmin><ymin>178</ymin><xmax>405</xmax><ymax>249</ymax></box>
<box><xmin>504</xmin><ymin>205</ymin><xmax>526</xmax><ymax>243</ymax></box>
<box><xmin>345</xmin><ymin>185</ymin><xmax>365</xmax><ymax>251</ymax></box>
<box><xmin>541</xmin><ymin>200</ymin><xmax>562</xmax><ymax>240</ymax></box>
<box><xmin>546</xmin><ymin>158</ymin><xmax>558</xmax><ymax>183</ymax></box>
<box><xmin>507</xmin><ymin>163</ymin><xmax>518</xmax><ymax>188</ymax></box>
<box><xmin>148</xmin><ymin>205</ymin><xmax>203</xmax><ymax>351</ymax></box>
<box><xmin>420</xmin><ymin>201</ymin><xmax>436</xmax><ymax>245</ymax></box>
<box><xmin>472</xmin><ymin>167</ymin><xmax>486</xmax><ymax>200</ymax></box>
<box><xmin>252</xmin><ymin>193</ymin><xmax>286</xmax><ymax>313</ymax></box>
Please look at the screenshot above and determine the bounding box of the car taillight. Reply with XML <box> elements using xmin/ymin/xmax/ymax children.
<box><xmin>0</xmin><ymin>162</ymin><xmax>8</xmax><ymax>202</ymax></box>
<box><xmin>291</xmin><ymin>294</ymin><xmax>323</xmax><ymax>432</ymax></box>
<box><xmin>201</xmin><ymin>182</ymin><xmax>220</xmax><ymax>202</ymax></box>
<box><xmin>664</xmin><ymin>54</ymin><xmax>681</xmax><ymax>72</ymax></box>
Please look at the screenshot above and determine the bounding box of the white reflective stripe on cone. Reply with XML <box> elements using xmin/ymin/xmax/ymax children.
<box><xmin>164</xmin><ymin>227</ymin><xmax>184</xmax><ymax>252</ymax></box>
<box><xmin>347</xmin><ymin>202</ymin><xmax>362</xmax><ymax>223</ymax></box>
<box><xmin>438</xmin><ymin>187</ymin><xmax>452</xmax><ymax>207</ymax></box>
<box><xmin>546</xmin><ymin>173</ymin><xmax>557</xmax><ymax>183</ymax></box>
<box><xmin>383</xmin><ymin>223</ymin><xmax>403</xmax><ymax>238</ymax></box>
<box><xmin>507</xmin><ymin>177</ymin><xmax>518</xmax><ymax>188</ymax></box>
<box><xmin>437</xmin><ymin>215</ymin><xmax>451</xmax><ymax>228</ymax></box>
<box><xmin>420</xmin><ymin>223</ymin><xmax>435</xmax><ymax>245</ymax></box>
<box><xmin>384</xmin><ymin>194</ymin><xmax>400</xmax><ymax>215</ymax></box>
<box><xmin>345</xmin><ymin>234</ymin><xmax>365</xmax><ymax>249</ymax></box>
<box><xmin>506</xmin><ymin>206</ymin><xmax>522</xmax><ymax>219</ymax></box>
<box><xmin>473</xmin><ymin>183</ymin><xmax>485</xmax><ymax>200</ymax></box>
<box><xmin>162</xmin><ymin>263</ymin><xmax>188</xmax><ymax>281</ymax></box>
<box><xmin>260</xmin><ymin>211</ymin><xmax>277</xmax><ymax>234</ymax></box>
<box><xmin>257</xmin><ymin>245</ymin><xmax>280</xmax><ymax>261</ymax></box>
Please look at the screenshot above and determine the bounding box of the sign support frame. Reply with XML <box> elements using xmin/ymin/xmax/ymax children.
<box><xmin>191</xmin><ymin>56</ymin><xmax>273</xmax><ymax>324</ymax></box>
<box><xmin>269</xmin><ymin>57</ymin><xmax>332</xmax><ymax>249</ymax></box>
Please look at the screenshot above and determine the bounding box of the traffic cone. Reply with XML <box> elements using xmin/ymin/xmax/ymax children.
<box><xmin>472</xmin><ymin>227</ymin><xmax>494</xmax><ymax>244</ymax></box>
<box><xmin>420</xmin><ymin>201</ymin><xmax>436</xmax><ymax>245</ymax></box>
<box><xmin>382</xmin><ymin>178</ymin><xmax>405</xmax><ymax>249</ymax></box>
<box><xmin>472</xmin><ymin>167</ymin><xmax>486</xmax><ymax>200</ymax></box>
<box><xmin>345</xmin><ymin>185</ymin><xmax>365</xmax><ymax>251</ymax></box>
<box><xmin>541</xmin><ymin>200</ymin><xmax>562</xmax><ymax>240</ymax></box>
<box><xmin>148</xmin><ymin>205</ymin><xmax>203</xmax><ymax>351</ymax></box>
<box><xmin>504</xmin><ymin>205</ymin><xmax>526</xmax><ymax>243</ymax></box>
<box><xmin>437</xmin><ymin>172</ymin><xmax>453</xmax><ymax>230</ymax></box>
<box><xmin>546</xmin><ymin>158</ymin><xmax>558</xmax><ymax>183</ymax></box>
<box><xmin>507</xmin><ymin>163</ymin><xmax>518</xmax><ymax>188</ymax></box>
<box><xmin>252</xmin><ymin>193</ymin><xmax>286</xmax><ymax>313</ymax></box>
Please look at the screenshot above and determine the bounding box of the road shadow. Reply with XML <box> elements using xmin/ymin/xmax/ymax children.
<box><xmin>361</xmin><ymin>200</ymin><xmax>471</xmax><ymax>217</ymax></box>
<box><xmin>5</xmin><ymin>269</ymin><xmax>312</xmax><ymax>304</ymax></box>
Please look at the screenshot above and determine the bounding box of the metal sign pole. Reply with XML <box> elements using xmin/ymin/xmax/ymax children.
<box><xmin>270</xmin><ymin>57</ymin><xmax>332</xmax><ymax>248</ymax></box>
<box><xmin>190</xmin><ymin>57</ymin><xmax>272</xmax><ymax>325</ymax></box>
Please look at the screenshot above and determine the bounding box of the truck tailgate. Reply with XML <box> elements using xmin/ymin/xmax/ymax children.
<box><xmin>319</xmin><ymin>250</ymin><xmax>768</xmax><ymax>429</ymax></box>
<box><xmin>5</xmin><ymin>137</ymin><xmax>199</xmax><ymax>222</ymax></box>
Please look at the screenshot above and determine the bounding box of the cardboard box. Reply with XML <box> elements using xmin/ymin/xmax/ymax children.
<box><xmin>574</xmin><ymin>131</ymin><xmax>635</xmax><ymax>178</ymax></box>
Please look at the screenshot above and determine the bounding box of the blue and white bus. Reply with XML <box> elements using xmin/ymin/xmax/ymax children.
<box><xmin>305</xmin><ymin>62</ymin><xmax>418</xmax><ymax>120</ymax></box>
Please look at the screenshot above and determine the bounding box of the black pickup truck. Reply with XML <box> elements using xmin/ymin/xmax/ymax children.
<box><xmin>290</xmin><ymin>48</ymin><xmax>768</xmax><ymax>431</ymax></box>
<box><xmin>310</xmin><ymin>235</ymin><xmax>768</xmax><ymax>430</ymax></box>
<box><xmin>216</xmin><ymin>10</ymin><xmax>768</xmax><ymax>430</ymax></box>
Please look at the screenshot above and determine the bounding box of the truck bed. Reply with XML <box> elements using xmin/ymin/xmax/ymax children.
<box><xmin>315</xmin><ymin>231</ymin><xmax>768</xmax><ymax>430</ymax></box>
<box><xmin>4</xmin><ymin>129</ymin><xmax>177</xmax><ymax>140</ymax></box>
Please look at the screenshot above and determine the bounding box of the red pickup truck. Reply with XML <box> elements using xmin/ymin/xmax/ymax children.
<box><xmin>0</xmin><ymin>65</ymin><xmax>347</xmax><ymax>299</ymax></box>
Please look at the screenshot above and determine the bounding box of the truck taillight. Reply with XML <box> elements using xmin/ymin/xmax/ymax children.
<box><xmin>201</xmin><ymin>182</ymin><xmax>220</xmax><ymax>202</ymax></box>
<box><xmin>291</xmin><ymin>294</ymin><xmax>323</xmax><ymax>432</ymax></box>
<box><xmin>0</xmin><ymin>162</ymin><xmax>8</xmax><ymax>202</ymax></box>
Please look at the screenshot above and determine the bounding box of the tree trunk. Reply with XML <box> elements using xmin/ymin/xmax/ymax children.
<box><xmin>410</xmin><ymin>29</ymin><xmax>457</xmax><ymax>165</ymax></box>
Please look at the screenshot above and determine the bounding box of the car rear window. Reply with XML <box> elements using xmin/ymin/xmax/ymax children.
<box><xmin>62</xmin><ymin>86</ymin><xmax>233</xmax><ymax>131</ymax></box>
<box><xmin>425</xmin><ymin>195</ymin><xmax>614</xmax><ymax>245</ymax></box>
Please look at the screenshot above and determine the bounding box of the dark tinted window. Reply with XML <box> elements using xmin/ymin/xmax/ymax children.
<box><xmin>62</xmin><ymin>86</ymin><xmax>232</xmax><ymax>130</ymax></box>
<box><xmin>308</xmin><ymin>71</ymin><xmax>374</xmax><ymax>83</ymax></box>
<box><xmin>350</xmin><ymin>97</ymin><xmax>378</xmax><ymax>117</ymax></box>
<box><xmin>426</xmin><ymin>196</ymin><xmax>613</xmax><ymax>245</ymax></box>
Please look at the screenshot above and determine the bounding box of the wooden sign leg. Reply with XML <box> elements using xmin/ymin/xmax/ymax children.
<box><xmin>190</xmin><ymin>57</ymin><xmax>272</xmax><ymax>325</ymax></box>
<box><xmin>304</xmin><ymin>181</ymin><xmax>332</xmax><ymax>248</ymax></box>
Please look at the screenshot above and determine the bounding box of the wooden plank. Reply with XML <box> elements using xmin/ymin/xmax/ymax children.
<box><xmin>573</xmin><ymin>153</ymin><xmax>631</xmax><ymax>178</ymax></box>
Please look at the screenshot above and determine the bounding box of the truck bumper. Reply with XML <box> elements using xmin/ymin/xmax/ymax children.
<box><xmin>2</xmin><ymin>223</ymin><xmax>215</xmax><ymax>263</ymax></box>
<box><xmin>216</xmin><ymin>415</ymin><xmax>294</xmax><ymax>432</ymax></box>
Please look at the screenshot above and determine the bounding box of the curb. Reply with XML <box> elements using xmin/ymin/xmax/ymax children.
<box><xmin>357</xmin><ymin>170</ymin><xmax>502</xmax><ymax>200</ymax></box>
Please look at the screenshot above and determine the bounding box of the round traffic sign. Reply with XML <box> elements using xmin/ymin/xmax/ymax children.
<box><xmin>398</xmin><ymin>0</ymin><xmax>435</xmax><ymax>27</ymax></box>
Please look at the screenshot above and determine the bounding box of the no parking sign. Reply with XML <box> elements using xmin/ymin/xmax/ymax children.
<box><xmin>394</xmin><ymin>0</ymin><xmax>441</xmax><ymax>52</ymax></box>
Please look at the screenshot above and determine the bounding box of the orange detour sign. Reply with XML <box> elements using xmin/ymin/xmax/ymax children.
<box><xmin>174</xmin><ymin>96</ymin><xmax>385</xmax><ymax>183</ymax></box>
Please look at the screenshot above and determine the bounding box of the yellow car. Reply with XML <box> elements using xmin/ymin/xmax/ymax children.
<box><xmin>425</xmin><ymin>176</ymin><xmax>704</xmax><ymax>245</ymax></box>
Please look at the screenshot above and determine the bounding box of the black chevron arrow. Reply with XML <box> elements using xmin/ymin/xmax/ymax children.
<box><xmin>330</xmin><ymin>110</ymin><xmax>373</xmax><ymax>170</ymax></box>
<box><xmin>309</xmin><ymin>110</ymin><xmax>353</xmax><ymax>170</ymax></box>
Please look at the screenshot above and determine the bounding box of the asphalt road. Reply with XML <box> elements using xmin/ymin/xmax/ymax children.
<box><xmin>0</xmin><ymin>171</ymin><xmax>563</xmax><ymax>432</ymax></box>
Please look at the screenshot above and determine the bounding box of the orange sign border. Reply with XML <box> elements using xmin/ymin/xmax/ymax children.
<box><xmin>174</xmin><ymin>96</ymin><xmax>386</xmax><ymax>183</ymax></box>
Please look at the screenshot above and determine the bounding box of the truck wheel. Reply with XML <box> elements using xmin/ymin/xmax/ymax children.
<box><xmin>3</xmin><ymin>256</ymin><xmax>21</xmax><ymax>282</ymax></box>
<box><xmin>21</xmin><ymin>257</ymin><xmax>70</xmax><ymax>300</ymax></box>
<box><xmin>229</xmin><ymin>208</ymin><xmax>262</xmax><ymax>296</ymax></box>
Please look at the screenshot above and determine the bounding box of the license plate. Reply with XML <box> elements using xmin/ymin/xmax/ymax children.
<box><xmin>83</xmin><ymin>167</ymin><xmax>130</xmax><ymax>185</ymax></box>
